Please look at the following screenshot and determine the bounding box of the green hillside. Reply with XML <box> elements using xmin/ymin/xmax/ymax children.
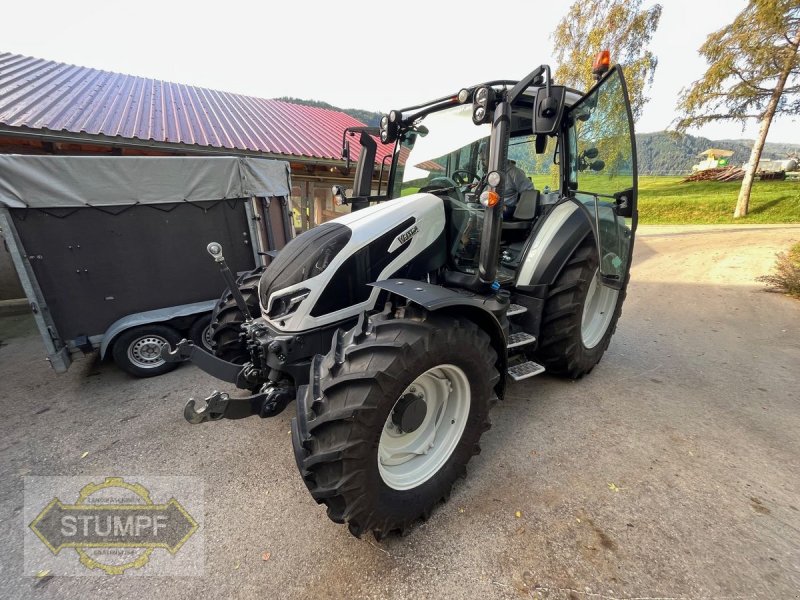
<box><xmin>276</xmin><ymin>97</ymin><xmax>382</xmax><ymax>127</ymax></box>
<box><xmin>636</xmin><ymin>132</ymin><xmax>800</xmax><ymax>175</ymax></box>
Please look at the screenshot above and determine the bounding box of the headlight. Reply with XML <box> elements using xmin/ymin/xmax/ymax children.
<box><xmin>259</xmin><ymin>224</ymin><xmax>352</xmax><ymax>311</ymax></box>
<box><xmin>472</xmin><ymin>87</ymin><xmax>492</xmax><ymax>125</ymax></box>
<box><xmin>268</xmin><ymin>289</ymin><xmax>310</xmax><ymax>319</ymax></box>
<box><xmin>380</xmin><ymin>111</ymin><xmax>400</xmax><ymax>144</ymax></box>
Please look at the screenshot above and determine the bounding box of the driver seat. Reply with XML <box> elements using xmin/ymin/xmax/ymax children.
<box><xmin>502</xmin><ymin>189</ymin><xmax>539</xmax><ymax>230</ymax></box>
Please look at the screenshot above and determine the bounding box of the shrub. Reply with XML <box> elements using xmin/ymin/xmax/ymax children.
<box><xmin>757</xmin><ymin>242</ymin><xmax>800</xmax><ymax>298</ymax></box>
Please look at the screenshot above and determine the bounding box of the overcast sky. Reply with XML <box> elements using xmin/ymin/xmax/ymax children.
<box><xmin>3</xmin><ymin>0</ymin><xmax>798</xmax><ymax>144</ymax></box>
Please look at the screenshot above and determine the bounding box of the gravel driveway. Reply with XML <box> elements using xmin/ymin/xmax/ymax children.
<box><xmin>1</xmin><ymin>224</ymin><xmax>798</xmax><ymax>599</ymax></box>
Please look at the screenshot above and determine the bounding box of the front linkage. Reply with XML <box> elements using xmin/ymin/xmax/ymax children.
<box><xmin>161</xmin><ymin>242</ymin><xmax>296</xmax><ymax>423</ymax></box>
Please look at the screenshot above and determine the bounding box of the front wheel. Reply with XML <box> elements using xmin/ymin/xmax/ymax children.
<box><xmin>292</xmin><ymin>314</ymin><xmax>499</xmax><ymax>540</ymax></box>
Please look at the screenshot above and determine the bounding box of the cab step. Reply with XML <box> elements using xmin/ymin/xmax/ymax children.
<box><xmin>507</xmin><ymin>360</ymin><xmax>546</xmax><ymax>381</ymax></box>
<box><xmin>507</xmin><ymin>303</ymin><xmax>527</xmax><ymax>317</ymax></box>
<box><xmin>507</xmin><ymin>332</ymin><xmax>536</xmax><ymax>349</ymax></box>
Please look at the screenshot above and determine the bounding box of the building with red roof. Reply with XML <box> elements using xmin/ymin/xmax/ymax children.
<box><xmin>0</xmin><ymin>51</ymin><xmax>391</xmax><ymax>222</ymax></box>
<box><xmin>0</xmin><ymin>51</ymin><xmax>391</xmax><ymax>299</ymax></box>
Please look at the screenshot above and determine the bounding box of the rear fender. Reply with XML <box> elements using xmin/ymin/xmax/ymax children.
<box><xmin>100</xmin><ymin>300</ymin><xmax>216</xmax><ymax>359</ymax></box>
<box><xmin>370</xmin><ymin>279</ymin><xmax>507</xmax><ymax>398</ymax></box>
<box><xmin>515</xmin><ymin>199</ymin><xmax>593</xmax><ymax>290</ymax></box>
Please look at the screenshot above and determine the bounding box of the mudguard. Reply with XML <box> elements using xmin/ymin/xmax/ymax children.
<box><xmin>99</xmin><ymin>300</ymin><xmax>216</xmax><ymax>359</ymax></box>
<box><xmin>515</xmin><ymin>199</ymin><xmax>594</xmax><ymax>290</ymax></box>
<box><xmin>370</xmin><ymin>279</ymin><xmax>508</xmax><ymax>397</ymax></box>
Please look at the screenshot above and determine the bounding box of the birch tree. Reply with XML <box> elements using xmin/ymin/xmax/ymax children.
<box><xmin>552</xmin><ymin>0</ymin><xmax>663</xmax><ymax>121</ymax></box>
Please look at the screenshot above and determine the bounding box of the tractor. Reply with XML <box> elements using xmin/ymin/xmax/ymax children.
<box><xmin>163</xmin><ymin>53</ymin><xmax>638</xmax><ymax>539</ymax></box>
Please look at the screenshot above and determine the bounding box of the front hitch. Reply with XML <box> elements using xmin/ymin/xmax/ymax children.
<box><xmin>161</xmin><ymin>339</ymin><xmax>244</xmax><ymax>384</ymax></box>
<box><xmin>183</xmin><ymin>385</ymin><xmax>295</xmax><ymax>424</ymax></box>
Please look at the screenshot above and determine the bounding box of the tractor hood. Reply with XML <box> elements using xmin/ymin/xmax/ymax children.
<box><xmin>258</xmin><ymin>193</ymin><xmax>446</xmax><ymax>332</ymax></box>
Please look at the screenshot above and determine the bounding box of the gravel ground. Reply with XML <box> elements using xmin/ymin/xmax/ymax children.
<box><xmin>0</xmin><ymin>224</ymin><xmax>799</xmax><ymax>599</ymax></box>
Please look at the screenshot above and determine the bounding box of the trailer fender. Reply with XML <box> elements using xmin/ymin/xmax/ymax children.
<box><xmin>515</xmin><ymin>199</ymin><xmax>594</xmax><ymax>289</ymax></box>
<box><xmin>370</xmin><ymin>279</ymin><xmax>508</xmax><ymax>397</ymax></box>
<box><xmin>100</xmin><ymin>300</ymin><xmax>216</xmax><ymax>359</ymax></box>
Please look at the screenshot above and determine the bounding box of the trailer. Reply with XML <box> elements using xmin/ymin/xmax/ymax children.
<box><xmin>0</xmin><ymin>155</ymin><xmax>293</xmax><ymax>376</ymax></box>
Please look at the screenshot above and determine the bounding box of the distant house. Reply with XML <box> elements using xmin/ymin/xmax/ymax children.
<box><xmin>692</xmin><ymin>148</ymin><xmax>734</xmax><ymax>172</ymax></box>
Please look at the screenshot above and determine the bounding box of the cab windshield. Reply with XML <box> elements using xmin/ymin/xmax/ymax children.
<box><xmin>393</xmin><ymin>104</ymin><xmax>490</xmax><ymax>198</ymax></box>
<box><xmin>391</xmin><ymin>101</ymin><xmax>553</xmax><ymax>275</ymax></box>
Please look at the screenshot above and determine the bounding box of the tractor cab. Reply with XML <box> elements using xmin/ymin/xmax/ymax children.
<box><xmin>340</xmin><ymin>60</ymin><xmax>637</xmax><ymax>297</ymax></box>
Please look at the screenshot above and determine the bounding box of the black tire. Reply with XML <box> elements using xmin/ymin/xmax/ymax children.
<box><xmin>209</xmin><ymin>268</ymin><xmax>264</xmax><ymax>364</ymax></box>
<box><xmin>188</xmin><ymin>314</ymin><xmax>213</xmax><ymax>352</ymax></box>
<box><xmin>534</xmin><ymin>235</ymin><xmax>627</xmax><ymax>379</ymax></box>
<box><xmin>111</xmin><ymin>324</ymin><xmax>181</xmax><ymax>378</ymax></box>
<box><xmin>292</xmin><ymin>314</ymin><xmax>499</xmax><ymax>540</ymax></box>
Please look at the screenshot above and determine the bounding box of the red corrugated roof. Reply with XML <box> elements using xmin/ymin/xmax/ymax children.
<box><xmin>0</xmin><ymin>51</ymin><xmax>392</xmax><ymax>163</ymax></box>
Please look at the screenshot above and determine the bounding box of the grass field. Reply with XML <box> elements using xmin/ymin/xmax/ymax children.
<box><xmin>407</xmin><ymin>174</ymin><xmax>800</xmax><ymax>224</ymax></box>
<box><xmin>529</xmin><ymin>174</ymin><xmax>800</xmax><ymax>224</ymax></box>
<box><xmin>635</xmin><ymin>176</ymin><xmax>800</xmax><ymax>224</ymax></box>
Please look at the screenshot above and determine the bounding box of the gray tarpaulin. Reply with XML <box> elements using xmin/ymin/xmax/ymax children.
<box><xmin>0</xmin><ymin>155</ymin><xmax>291</xmax><ymax>208</ymax></box>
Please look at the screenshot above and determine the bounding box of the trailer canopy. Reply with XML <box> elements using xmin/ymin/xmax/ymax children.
<box><xmin>0</xmin><ymin>155</ymin><xmax>291</xmax><ymax>208</ymax></box>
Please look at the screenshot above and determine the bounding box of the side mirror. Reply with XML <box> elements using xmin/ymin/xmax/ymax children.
<box><xmin>532</xmin><ymin>85</ymin><xmax>566</xmax><ymax>135</ymax></box>
<box><xmin>590</xmin><ymin>160</ymin><xmax>605</xmax><ymax>172</ymax></box>
<box><xmin>352</xmin><ymin>132</ymin><xmax>377</xmax><ymax>198</ymax></box>
<box><xmin>342</xmin><ymin>138</ymin><xmax>351</xmax><ymax>171</ymax></box>
<box><xmin>584</xmin><ymin>147</ymin><xmax>599</xmax><ymax>159</ymax></box>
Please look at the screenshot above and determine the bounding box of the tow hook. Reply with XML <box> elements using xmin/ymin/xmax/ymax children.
<box><xmin>183</xmin><ymin>385</ymin><xmax>295</xmax><ymax>424</ymax></box>
<box><xmin>184</xmin><ymin>391</ymin><xmax>231</xmax><ymax>424</ymax></box>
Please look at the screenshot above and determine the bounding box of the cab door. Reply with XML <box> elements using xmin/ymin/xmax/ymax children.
<box><xmin>565</xmin><ymin>65</ymin><xmax>638</xmax><ymax>289</ymax></box>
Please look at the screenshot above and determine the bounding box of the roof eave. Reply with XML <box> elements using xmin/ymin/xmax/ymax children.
<box><xmin>0</xmin><ymin>125</ymin><xmax>351</xmax><ymax>168</ymax></box>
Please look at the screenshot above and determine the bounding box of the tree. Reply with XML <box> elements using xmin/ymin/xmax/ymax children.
<box><xmin>551</xmin><ymin>0</ymin><xmax>663</xmax><ymax>121</ymax></box>
<box><xmin>676</xmin><ymin>1</ymin><xmax>800</xmax><ymax>218</ymax></box>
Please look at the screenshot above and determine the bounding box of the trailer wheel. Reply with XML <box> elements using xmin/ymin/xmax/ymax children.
<box><xmin>292</xmin><ymin>314</ymin><xmax>498</xmax><ymax>540</ymax></box>
<box><xmin>209</xmin><ymin>268</ymin><xmax>264</xmax><ymax>364</ymax></box>
<box><xmin>111</xmin><ymin>324</ymin><xmax>181</xmax><ymax>378</ymax></box>
<box><xmin>188</xmin><ymin>314</ymin><xmax>214</xmax><ymax>352</ymax></box>
<box><xmin>534</xmin><ymin>235</ymin><xmax>627</xmax><ymax>379</ymax></box>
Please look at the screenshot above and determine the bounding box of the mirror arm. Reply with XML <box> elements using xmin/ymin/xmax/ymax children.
<box><xmin>508</xmin><ymin>65</ymin><xmax>550</xmax><ymax>105</ymax></box>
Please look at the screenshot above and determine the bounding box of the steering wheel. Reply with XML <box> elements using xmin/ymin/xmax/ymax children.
<box><xmin>451</xmin><ymin>169</ymin><xmax>476</xmax><ymax>186</ymax></box>
<box><xmin>420</xmin><ymin>176</ymin><xmax>465</xmax><ymax>203</ymax></box>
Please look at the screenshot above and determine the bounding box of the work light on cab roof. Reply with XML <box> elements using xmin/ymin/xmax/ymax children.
<box><xmin>592</xmin><ymin>50</ymin><xmax>611</xmax><ymax>79</ymax></box>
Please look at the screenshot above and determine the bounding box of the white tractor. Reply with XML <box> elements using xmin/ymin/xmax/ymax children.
<box><xmin>164</xmin><ymin>54</ymin><xmax>638</xmax><ymax>539</ymax></box>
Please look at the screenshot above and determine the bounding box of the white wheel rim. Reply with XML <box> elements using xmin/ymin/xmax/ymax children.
<box><xmin>127</xmin><ymin>335</ymin><xmax>168</xmax><ymax>369</ymax></box>
<box><xmin>581</xmin><ymin>268</ymin><xmax>619</xmax><ymax>349</ymax></box>
<box><xmin>378</xmin><ymin>364</ymin><xmax>471</xmax><ymax>491</ymax></box>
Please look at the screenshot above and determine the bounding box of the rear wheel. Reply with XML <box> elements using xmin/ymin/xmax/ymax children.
<box><xmin>534</xmin><ymin>235</ymin><xmax>627</xmax><ymax>379</ymax></box>
<box><xmin>188</xmin><ymin>314</ymin><xmax>214</xmax><ymax>352</ymax></box>
<box><xmin>292</xmin><ymin>314</ymin><xmax>499</xmax><ymax>540</ymax></box>
<box><xmin>111</xmin><ymin>324</ymin><xmax>181</xmax><ymax>378</ymax></box>
<box><xmin>209</xmin><ymin>268</ymin><xmax>264</xmax><ymax>364</ymax></box>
